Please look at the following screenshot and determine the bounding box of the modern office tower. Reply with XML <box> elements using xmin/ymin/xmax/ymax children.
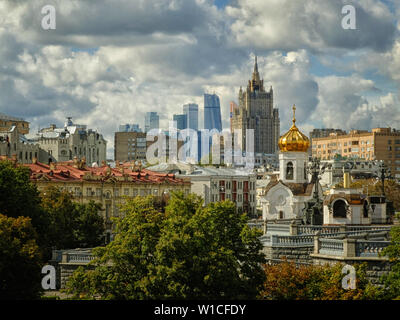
<box><xmin>204</xmin><ymin>93</ymin><xmax>222</xmax><ymax>132</ymax></box>
<box><xmin>183</xmin><ymin>103</ymin><xmax>199</xmax><ymax>131</ymax></box>
<box><xmin>231</xmin><ymin>56</ymin><xmax>280</xmax><ymax>154</ymax></box>
<box><xmin>145</xmin><ymin>112</ymin><xmax>160</xmax><ymax>133</ymax></box>
<box><xmin>173</xmin><ymin>114</ymin><xmax>188</xmax><ymax>130</ymax></box>
<box><xmin>118</xmin><ymin>124</ymin><xmax>142</xmax><ymax>133</ymax></box>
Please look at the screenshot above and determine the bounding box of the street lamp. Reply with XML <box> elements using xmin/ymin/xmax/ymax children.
<box><xmin>376</xmin><ymin>161</ymin><xmax>393</xmax><ymax>197</ymax></box>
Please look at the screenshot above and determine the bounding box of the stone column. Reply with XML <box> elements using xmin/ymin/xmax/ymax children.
<box><xmin>290</xmin><ymin>222</ymin><xmax>298</xmax><ymax>235</ymax></box>
<box><xmin>313</xmin><ymin>231</ymin><xmax>321</xmax><ymax>254</ymax></box>
<box><xmin>343</xmin><ymin>238</ymin><xmax>356</xmax><ymax>258</ymax></box>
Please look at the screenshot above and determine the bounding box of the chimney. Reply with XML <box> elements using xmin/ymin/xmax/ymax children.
<box><xmin>343</xmin><ymin>171</ymin><xmax>351</xmax><ymax>188</ymax></box>
<box><xmin>73</xmin><ymin>156</ymin><xmax>79</xmax><ymax>168</ymax></box>
<box><xmin>80</xmin><ymin>157</ymin><xmax>86</xmax><ymax>169</ymax></box>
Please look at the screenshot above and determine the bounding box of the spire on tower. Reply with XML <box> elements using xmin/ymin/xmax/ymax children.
<box><xmin>254</xmin><ymin>56</ymin><xmax>258</xmax><ymax>73</ymax></box>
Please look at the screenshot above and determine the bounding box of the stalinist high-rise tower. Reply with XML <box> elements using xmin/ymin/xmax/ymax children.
<box><xmin>231</xmin><ymin>57</ymin><xmax>280</xmax><ymax>154</ymax></box>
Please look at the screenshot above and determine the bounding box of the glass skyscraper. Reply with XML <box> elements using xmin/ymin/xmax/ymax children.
<box><xmin>145</xmin><ymin>112</ymin><xmax>160</xmax><ymax>133</ymax></box>
<box><xmin>204</xmin><ymin>94</ymin><xmax>222</xmax><ymax>132</ymax></box>
<box><xmin>183</xmin><ymin>104</ymin><xmax>198</xmax><ymax>131</ymax></box>
<box><xmin>173</xmin><ymin>114</ymin><xmax>188</xmax><ymax>130</ymax></box>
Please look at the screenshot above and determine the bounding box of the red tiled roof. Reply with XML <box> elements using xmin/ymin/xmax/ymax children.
<box><xmin>23</xmin><ymin>161</ymin><xmax>190</xmax><ymax>185</ymax></box>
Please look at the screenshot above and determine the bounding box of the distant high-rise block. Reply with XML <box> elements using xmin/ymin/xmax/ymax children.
<box><xmin>173</xmin><ymin>114</ymin><xmax>188</xmax><ymax>130</ymax></box>
<box><xmin>145</xmin><ymin>112</ymin><xmax>160</xmax><ymax>133</ymax></box>
<box><xmin>119</xmin><ymin>124</ymin><xmax>142</xmax><ymax>133</ymax></box>
<box><xmin>183</xmin><ymin>104</ymin><xmax>198</xmax><ymax>131</ymax></box>
<box><xmin>204</xmin><ymin>94</ymin><xmax>222</xmax><ymax>132</ymax></box>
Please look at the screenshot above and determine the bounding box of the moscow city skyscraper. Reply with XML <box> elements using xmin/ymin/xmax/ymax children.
<box><xmin>144</xmin><ymin>112</ymin><xmax>160</xmax><ymax>133</ymax></box>
<box><xmin>172</xmin><ymin>114</ymin><xmax>188</xmax><ymax>130</ymax></box>
<box><xmin>183</xmin><ymin>104</ymin><xmax>199</xmax><ymax>131</ymax></box>
<box><xmin>204</xmin><ymin>93</ymin><xmax>222</xmax><ymax>132</ymax></box>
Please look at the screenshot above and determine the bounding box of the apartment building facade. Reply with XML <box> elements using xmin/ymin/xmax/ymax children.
<box><xmin>312</xmin><ymin>128</ymin><xmax>400</xmax><ymax>179</ymax></box>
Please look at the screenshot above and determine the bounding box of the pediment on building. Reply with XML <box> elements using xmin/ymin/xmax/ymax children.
<box><xmin>263</xmin><ymin>179</ymin><xmax>314</xmax><ymax>198</ymax></box>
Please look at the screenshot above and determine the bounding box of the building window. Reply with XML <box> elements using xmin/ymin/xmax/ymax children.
<box><xmin>286</xmin><ymin>162</ymin><xmax>294</xmax><ymax>180</ymax></box>
<box><xmin>279</xmin><ymin>211</ymin><xmax>284</xmax><ymax>219</ymax></box>
<box><xmin>333</xmin><ymin>200</ymin><xmax>347</xmax><ymax>218</ymax></box>
<box><xmin>363</xmin><ymin>200</ymin><xmax>369</xmax><ymax>218</ymax></box>
<box><xmin>124</xmin><ymin>188</ymin><xmax>129</xmax><ymax>196</ymax></box>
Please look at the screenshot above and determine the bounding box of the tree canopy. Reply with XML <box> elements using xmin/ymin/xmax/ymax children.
<box><xmin>65</xmin><ymin>192</ymin><xmax>266</xmax><ymax>299</ymax></box>
<box><xmin>0</xmin><ymin>214</ymin><xmax>43</xmax><ymax>300</ymax></box>
<box><xmin>40</xmin><ymin>186</ymin><xmax>105</xmax><ymax>252</ymax></box>
<box><xmin>380</xmin><ymin>222</ymin><xmax>400</xmax><ymax>299</ymax></box>
<box><xmin>260</xmin><ymin>260</ymin><xmax>380</xmax><ymax>300</ymax></box>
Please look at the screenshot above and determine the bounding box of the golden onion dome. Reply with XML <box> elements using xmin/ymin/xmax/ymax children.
<box><xmin>278</xmin><ymin>105</ymin><xmax>310</xmax><ymax>152</ymax></box>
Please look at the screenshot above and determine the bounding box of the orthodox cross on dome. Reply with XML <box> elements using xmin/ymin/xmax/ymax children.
<box><xmin>292</xmin><ymin>104</ymin><xmax>296</xmax><ymax>125</ymax></box>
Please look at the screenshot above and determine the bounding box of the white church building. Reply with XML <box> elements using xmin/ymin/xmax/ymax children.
<box><xmin>260</xmin><ymin>105</ymin><xmax>322</xmax><ymax>221</ymax></box>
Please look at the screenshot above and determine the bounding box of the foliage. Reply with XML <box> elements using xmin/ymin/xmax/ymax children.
<box><xmin>0</xmin><ymin>161</ymin><xmax>48</xmax><ymax>244</ymax></box>
<box><xmin>260</xmin><ymin>260</ymin><xmax>381</xmax><ymax>300</ymax></box>
<box><xmin>335</xmin><ymin>178</ymin><xmax>400</xmax><ymax>211</ymax></box>
<box><xmin>380</xmin><ymin>225</ymin><xmax>400</xmax><ymax>299</ymax></box>
<box><xmin>40</xmin><ymin>186</ymin><xmax>105</xmax><ymax>251</ymax></box>
<box><xmin>0</xmin><ymin>161</ymin><xmax>42</xmax><ymax>219</ymax></box>
<box><xmin>0</xmin><ymin>214</ymin><xmax>43</xmax><ymax>300</ymax></box>
<box><xmin>65</xmin><ymin>192</ymin><xmax>266</xmax><ymax>300</ymax></box>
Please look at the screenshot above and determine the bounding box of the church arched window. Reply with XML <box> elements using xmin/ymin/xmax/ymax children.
<box><xmin>286</xmin><ymin>162</ymin><xmax>294</xmax><ymax>180</ymax></box>
<box><xmin>304</xmin><ymin>162</ymin><xmax>307</xmax><ymax>180</ymax></box>
<box><xmin>333</xmin><ymin>200</ymin><xmax>347</xmax><ymax>218</ymax></box>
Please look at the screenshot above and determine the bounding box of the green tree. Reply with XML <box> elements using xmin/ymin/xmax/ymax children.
<box><xmin>75</xmin><ymin>201</ymin><xmax>105</xmax><ymax>248</ymax></box>
<box><xmin>0</xmin><ymin>160</ymin><xmax>48</xmax><ymax>245</ymax></box>
<box><xmin>0</xmin><ymin>214</ymin><xmax>43</xmax><ymax>300</ymax></box>
<box><xmin>0</xmin><ymin>160</ymin><xmax>42</xmax><ymax>219</ymax></box>
<box><xmin>40</xmin><ymin>186</ymin><xmax>105</xmax><ymax>251</ymax></box>
<box><xmin>380</xmin><ymin>221</ymin><xmax>400</xmax><ymax>299</ymax></box>
<box><xmin>65</xmin><ymin>192</ymin><xmax>266</xmax><ymax>299</ymax></box>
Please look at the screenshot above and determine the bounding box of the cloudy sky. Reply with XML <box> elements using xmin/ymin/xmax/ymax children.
<box><xmin>0</xmin><ymin>0</ymin><xmax>399</xmax><ymax>159</ymax></box>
